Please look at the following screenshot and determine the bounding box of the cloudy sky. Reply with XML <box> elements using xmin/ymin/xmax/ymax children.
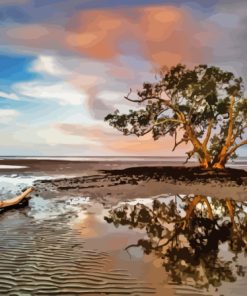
<box><xmin>0</xmin><ymin>0</ymin><xmax>246</xmax><ymax>156</ymax></box>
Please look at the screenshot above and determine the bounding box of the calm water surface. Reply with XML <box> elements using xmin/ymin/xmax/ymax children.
<box><xmin>0</xmin><ymin>173</ymin><xmax>246</xmax><ymax>295</ymax></box>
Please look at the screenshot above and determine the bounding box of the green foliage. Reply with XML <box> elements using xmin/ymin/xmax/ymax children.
<box><xmin>105</xmin><ymin>63</ymin><xmax>247</xmax><ymax>167</ymax></box>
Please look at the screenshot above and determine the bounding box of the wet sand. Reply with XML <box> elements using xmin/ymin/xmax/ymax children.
<box><xmin>0</xmin><ymin>159</ymin><xmax>247</xmax><ymax>295</ymax></box>
<box><xmin>0</xmin><ymin>192</ymin><xmax>246</xmax><ymax>296</ymax></box>
<box><xmin>1</xmin><ymin>158</ymin><xmax>246</xmax><ymax>201</ymax></box>
<box><xmin>32</xmin><ymin>162</ymin><xmax>247</xmax><ymax>202</ymax></box>
<box><xmin>0</xmin><ymin>197</ymin><xmax>170</xmax><ymax>295</ymax></box>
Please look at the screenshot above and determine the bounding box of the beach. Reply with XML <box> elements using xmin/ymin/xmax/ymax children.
<box><xmin>0</xmin><ymin>157</ymin><xmax>247</xmax><ymax>296</ymax></box>
<box><xmin>0</xmin><ymin>157</ymin><xmax>245</xmax><ymax>201</ymax></box>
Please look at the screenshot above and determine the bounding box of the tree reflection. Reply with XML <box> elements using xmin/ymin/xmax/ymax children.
<box><xmin>104</xmin><ymin>195</ymin><xmax>247</xmax><ymax>289</ymax></box>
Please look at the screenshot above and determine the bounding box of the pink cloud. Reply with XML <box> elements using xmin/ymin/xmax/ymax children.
<box><xmin>66</xmin><ymin>10</ymin><xmax>126</xmax><ymax>59</ymax></box>
<box><xmin>0</xmin><ymin>5</ymin><xmax>221</xmax><ymax>155</ymax></box>
<box><xmin>1</xmin><ymin>5</ymin><xmax>220</xmax><ymax>67</ymax></box>
<box><xmin>65</xmin><ymin>5</ymin><xmax>218</xmax><ymax>66</ymax></box>
<box><xmin>56</xmin><ymin>123</ymin><xmax>190</xmax><ymax>155</ymax></box>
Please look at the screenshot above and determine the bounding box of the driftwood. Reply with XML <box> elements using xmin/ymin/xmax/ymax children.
<box><xmin>0</xmin><ymin>187</ymin><xmax>33</xmax><ymax>210</ymax></box>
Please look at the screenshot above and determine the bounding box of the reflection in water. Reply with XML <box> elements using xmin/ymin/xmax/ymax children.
<box><xmin>0</xmin><ymin>195</ymin><xmax>164</xmax><ymax>295</ymax></box>
<box><xmin>105</xmin><ymin>195</ymin><xmax>247</xmax><ymax>291</ymax></box>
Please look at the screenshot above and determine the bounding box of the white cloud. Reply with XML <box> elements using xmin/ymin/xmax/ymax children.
<box><xmin>97</xmin><ymin>90</ymin><xmax>126</xmax><ymax>102</ymax></box>
<box><xmin>30</xmin><ymin>55</ymin><xmax>70</xmax><ymax>77</ymax></box>
<box><xmin>14</xmin><ymin>81</ymin><xmax>88</xmax><ymax>106</ymax></box>
<box><xmin>30</xmin><ymin>55</ymin><xmax>106</xmax><ymax>87</ymax></box>
<box><xmin>0</xmin><ymin>91</ymin><xmax>19</xmax><ymax>100</ymax></box>
<box><xmin>96</xmin><ymin>90</ymin><xmax>141</xmax><ymax>114</ymax></box>
<box><xmin>0</xmin><ymin>109</ymin><xmax>19</xmax><ymax>123</ymax></box>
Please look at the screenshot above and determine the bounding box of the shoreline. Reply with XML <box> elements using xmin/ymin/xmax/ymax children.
<box><xmin>0</xmin><ymin>159</ymin><xmax>246</xmax><ymax>203</ymax></box>
<box><xmin>0</xmin><ymin>160</ymin><xmax>246</xmax><ymax>295</ymax></box>
<box><xmin>34</xmin><ymin>165</ymin><xmax>247</xmax><ymax>204</ymax></box>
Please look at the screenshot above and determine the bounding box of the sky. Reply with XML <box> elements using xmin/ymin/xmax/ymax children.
<box><xmin>0</xmin><ymin>0</ymin><xmax>246</xmax><ymax>156</ymax></box>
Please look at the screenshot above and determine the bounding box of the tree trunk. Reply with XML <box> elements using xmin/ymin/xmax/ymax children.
<box><xmin>199</xmin><ymin>158</ymin><xmax>211</xmax><ymax>169</ymax></box>
<box><xmin>212</xmin><ymin>162</ymin><xmax>226</xmax><ymax>169</ymax></box>
<box><xmin>186</xmin><ymin>126</ymin><xmax>212</xmax><ymax>169</ymax></box>
<box><xmin>196</xmin><ymin>148</ymin><xmax>212</xmax><ymax>169</ymax></box>
<box><xmin>212</xmin><ymin>152</ymin><xmax>228</xmax><ymax>169</ymax></box>
<box><xmin>212</xmin><ymin>96</ymin><xmax>235</xmax><ymax>170</ymax></box>
<box><xmin>201</xmin><ymin>153</ymin><xmax>212</xmax><ymax>168</ymax></box>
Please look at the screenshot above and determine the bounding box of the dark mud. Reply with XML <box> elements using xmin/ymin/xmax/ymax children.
<box><xmin>34</xmin><ymin>166</ymin><xmax>247</xmax><ymax>203</ymax></box>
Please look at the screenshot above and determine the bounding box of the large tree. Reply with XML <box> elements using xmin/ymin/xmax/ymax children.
<box><xmin>105</xmin><ymin>64</ymin><xmax>247</xmax><ymax>169</ymax></box>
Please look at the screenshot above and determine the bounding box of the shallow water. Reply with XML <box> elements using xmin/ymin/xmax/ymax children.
<box><xmin>0</xmin><ymin>197</ymin><xmax>165</xmax><ymax>295</ymax></box>
<box><xmin>104</xmin><ymin>195</ymin><xmax>247</xmax><ymax>296</ymax></box>
<box><xmin>0</xmin><ymin>175</ymin><xmax>246</xmax><ymax>295</ymax></box>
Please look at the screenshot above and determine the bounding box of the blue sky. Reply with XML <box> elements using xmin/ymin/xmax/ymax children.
<box><xmin>0</xmin><ymin>54</ymin><xmax>37</xmax><ymax>87</ymax></box>
<box><xmin>0</xmin><ymin>0</ymin><xmax>246</xmax><ymax>156</ymax></box>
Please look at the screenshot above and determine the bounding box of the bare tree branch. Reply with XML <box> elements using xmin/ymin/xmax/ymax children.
<box><xmin>227</xmin><ymin>139</ymin><xmax>247</xmax><ymax>156</ymax></box>
<box><xmin>203</xmin><ymin>119</ymin><xmax>214</xmax><ymax>148</ymax></box>
<box><xmin>172</xmin><ymin>130</ymin><xmax>186</xmax><ymax>151</ymax></box>
<box><xmin>184</xmin><ymin>150</ymin><xmax>195</xmax><ymax>164</ymax></box>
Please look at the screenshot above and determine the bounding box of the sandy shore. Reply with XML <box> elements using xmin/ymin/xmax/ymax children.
<box><xmin>0</xmin><ymin>159</ymin><xmax>247</xmax><ymax>295</ymax></box>
<box><xmin>32</xmin><ymin>164</ymin><xmax>247</xmax><ymax>203</ymax></box>
<box><xmin>0</xmin><ymin>158</ymin><xmax>246</xmax><ymax>202</ymax></box>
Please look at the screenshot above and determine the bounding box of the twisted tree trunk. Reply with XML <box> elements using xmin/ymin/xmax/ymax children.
<box><xmin>186</xmin><ymin>125</ymin><xmax>212</xmax><ymax>169</ymax></box>
<box><xmin>187</xmin><ymin>96</ymin><xmax>246</xmax><ymax>170</ymax></box>
<box><xmin>212</xmin><ymin>96</ymin><xmax>235</xmax><ymax>169</ymax></box>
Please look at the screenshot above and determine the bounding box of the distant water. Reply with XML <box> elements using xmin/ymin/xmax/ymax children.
<box><xmin>1</xmin><ymin>155</ymin><xmax>247</xmax><ymax>169</ymax></box>
<box><xmin>1</xmin><ymin>155</ymin><xmax>247</xmax><ymax>162</ymax></box>
<box><xmin>0</xmin><ymin>155</ymin><xmax>191</xmax><ymax>161</ymax></box>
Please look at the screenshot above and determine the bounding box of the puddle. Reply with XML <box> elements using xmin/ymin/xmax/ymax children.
<box><xmin>104</xmin><ymin>195</ymin><xmax>247</xmax><ymax>296</ymax></box>
<box><xmin>26</xmin><ymin>195</ymin><xmax>90</xmax><ymax>221</ymax></box>
<box><xmin>0</xmin><ymin>179</ymin><xmax>246</xmax><ymax>296</ymax></box>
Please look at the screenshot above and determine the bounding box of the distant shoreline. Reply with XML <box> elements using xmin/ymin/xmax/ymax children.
<box><xmin>0</xmin><ymin>157</ymin><xmax>246</xmax><ymax>173</ymax></box>
<box><xmin>1</xmin><ymin>155</ymin><xmax>246</xmax><ymax>161</ymax></box>
<box><xmin>0</xmin><ymin>158</ymin><xmax>246</xmax><ymax>203</ymax></box>
<box><xmin>34</xmin><ymin>164</ymin><xmax>247</xmax><ymax>204</ymax></box>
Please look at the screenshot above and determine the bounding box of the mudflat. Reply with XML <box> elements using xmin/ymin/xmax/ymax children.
<box><xmin>0</xmin><ymin>159</ymin><xmax>247</xmax><ymax>295</ymax></box>
<box><xmin>30</xmin><ymin>161</ymin><xmax>247</xmax><ymax>203</ymax></box>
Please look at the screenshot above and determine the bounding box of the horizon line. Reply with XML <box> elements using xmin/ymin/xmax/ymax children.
<box><xmin>0</xmin><ymin>155</ymin><xmax>187</xmax><ymax>158</ymax></box>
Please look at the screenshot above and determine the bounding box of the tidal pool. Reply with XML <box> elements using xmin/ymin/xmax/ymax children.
<box><xmin>0</xmin><ymin>192</ymin><xmax>246</xmax><ymax>296</ymax></box>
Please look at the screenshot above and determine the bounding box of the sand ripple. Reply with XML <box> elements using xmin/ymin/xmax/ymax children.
<box><xmin>0</xmin><ymin>212</ymin><xmax>155</xmax><ymax>295</ymax></box>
